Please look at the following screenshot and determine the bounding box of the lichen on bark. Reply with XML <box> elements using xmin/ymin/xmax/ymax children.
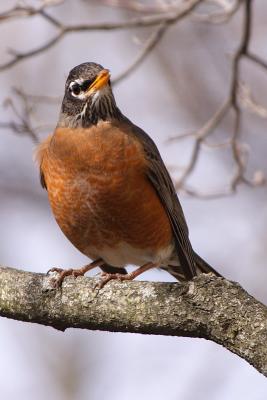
<box><xmin>0</xmin><ymin>266</ymin><xmax>266</xmax><ymax>377</ymax></box>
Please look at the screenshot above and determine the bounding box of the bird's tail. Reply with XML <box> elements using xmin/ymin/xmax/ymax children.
<box><xmin>163</xmin><ymin>251</ymin><xmax>222</xmax><ymax>281</ymax></box>
<box><xmin>193</xmin><ymin>251</ymin><xmax>222</xmax><ymax>277</ymax></box>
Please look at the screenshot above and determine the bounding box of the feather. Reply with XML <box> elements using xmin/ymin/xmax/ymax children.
<box><xmin>34</xmin><ymin>135</ymin><xmax>52</xmax><ymax>190</ymax></box>
<box><xmin>126</xmin><ymin>118</ymin><xmax>197</xmax><ymax>280</ymax></box>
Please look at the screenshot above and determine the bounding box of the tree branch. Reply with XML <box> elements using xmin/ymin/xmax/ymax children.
<box><xmin>0</xmin><ymin>266</ymin><xmax>266</xmax><ymax>377</ymax></box>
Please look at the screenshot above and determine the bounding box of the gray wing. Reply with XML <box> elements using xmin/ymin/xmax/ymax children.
<box><xmin>129</xmin><ymin>120</ymin><xmax>197</xmax><ymax>280</ymax></box>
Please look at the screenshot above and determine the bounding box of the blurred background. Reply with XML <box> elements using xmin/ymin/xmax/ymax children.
<box><xmin>0</xmin><ymin>0</ymin><xmax>267</xmax><ymax>399</ymax></box>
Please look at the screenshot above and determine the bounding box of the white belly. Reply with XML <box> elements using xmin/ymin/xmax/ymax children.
<box><xmin>84</xmin><ymin>241</ymin><xmax>175</xmax><ymax>267</ymax></box>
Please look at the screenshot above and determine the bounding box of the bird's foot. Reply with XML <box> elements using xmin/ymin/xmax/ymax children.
<box><xmin>47</xmin><ymin>267</ymin><xmax>89</xmax><ymax>288</ymax></box>
<box><xmin>47</xmin><ymin>259</ymin><xmax>104</xmax><ymax>288</ymax></box>
<box><xmin>96</xmin><ymin>262</ymin><xmax>157</xmax><ymax>289</ymax></box>
<box><xmin>96</xmin><ymin>271</ymin><xmax>135</xmax><ymax>289</ymax></box>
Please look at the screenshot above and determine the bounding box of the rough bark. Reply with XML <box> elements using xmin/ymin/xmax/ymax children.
<box><xmin>0</xmin><ymin>266</ymin><xmax>266</xmax><ymax>377</ymax></box>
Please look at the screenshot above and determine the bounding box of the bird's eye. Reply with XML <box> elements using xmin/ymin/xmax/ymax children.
<box><xmin>71</xmin><ymin>83</ymin><xmax>81</xmax><ymax>96</ymax></box>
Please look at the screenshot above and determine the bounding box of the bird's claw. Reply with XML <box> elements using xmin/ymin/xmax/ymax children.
<box><xmin>47</xmin><ymin>267</ymin><xmax>64</xmax><ymax>275</ymax></box>
<box><xmin>94</xmin><ymin>271</ymin><xmax>133</xmax><ymax>289</ymax></box>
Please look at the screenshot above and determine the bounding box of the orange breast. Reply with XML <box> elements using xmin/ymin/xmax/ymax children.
<box><xmin>40</xmin><ymin>122</ymin><xmax>172</xmax><ymax>259</ymax></box>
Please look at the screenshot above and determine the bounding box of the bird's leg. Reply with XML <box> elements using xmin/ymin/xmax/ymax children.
<box><xmin>98</xmin><ymin>262</ymin><xmax>158</xmax><ymax>289</ymax></box>
<box><xmin>48</xmin><ymin>258</ymin><xmax>105</xmax><ymax>288</ymax></box>
<box><xmin>99</xmin><ymin>265</ymin><xmax>128</xmax><ymax>275</ymax></box>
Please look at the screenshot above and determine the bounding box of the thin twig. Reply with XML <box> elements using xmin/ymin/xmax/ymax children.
<box><xmin>90</xmin><ymin>0</ymin><xmax>179</xmax><ymax>14</ymax></box>
<box><xmin>246</xmin><ymin>52</ymin><xmax>267</xmax><ymax>72</ymax></box>
<box><xmin>0</xmin><ymin>0</ymin><xmax>64</xmax><ymax>21</ymax></box>
<box><xmin>228</xmin><ymin>0</ymin><xmax>251</xmax><ymax>191</ymax></box>
<box><xmin>194</xmin><ymin>0</ymin><xmax>243</xmax><ymax>24</ymax></box>
<box><xmin>172</xmin><ymin>99</ymin><xmax>231</xmax><ymax>189</ymax></box>
<box><xmin>0</xmin><ymin>0</ymin><xmax>202</xmax><ymax>72</ymax></box>
<box><xmin>113</xmin><ymin>23</ymin><xmax>168</xmax><ymax>85</ymax></box>
<box><xmin>1</xmin><ymin>31</ymin><xmax>65</xmax><ymax>71</ymax></box>
<box><xmin>1</xmin><ymin>0</ymin><xmax>267</xmax><ymax>198</ymax></box>
<box><xmin>171</xmin><ymin>0</ymin><xmax>265</xmax><ymax>197</ymax></box>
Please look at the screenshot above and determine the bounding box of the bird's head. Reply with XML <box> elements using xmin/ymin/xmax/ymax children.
<box><xmin>58</xmin><ymin>62</ymin><xmax>120</xmax><ymax>128</ymax></box>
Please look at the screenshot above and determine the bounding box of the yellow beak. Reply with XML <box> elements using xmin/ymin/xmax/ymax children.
<box><xmin>87</xmin><ymin>69</ymin><xmax>110</xmax><ymax>93</ymax></box>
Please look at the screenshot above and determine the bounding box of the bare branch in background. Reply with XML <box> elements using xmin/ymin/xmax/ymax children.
<box><xmin>0</xmin><ymin>0</ymin><xmax>202</xmax><ymax>72</ymax></box>
<box><xmin>113</xmin><ymin>23</ymin><xmax>168</xmax><ymax>85</ymax></box>
<box><xmin>1</xmin><ymin>0</ymin><xmax>267</xmax><ymax>196</ymax></box>
<box><xmin>94</xmin><ymin>0</ymin><xmax>241</xmax><ymax>21</ymax></box>
<box><xmin>194</xmin><ymin>0</ymin><xmax>243</xmax><ymax>24</ymax></box>
<box><xmin>238</xmin><ymin>82</ymin><xmax>267</xmax><ymax>118</ymax></box>
<box><xmin>168</xmin><ymin>99</ymin><xmax>231</xmax><ymax>191</ymax></box>
<box><xmin>1</xmin><ymin>88</ymin><xmax>39</xmax><ymax>142</ymax></box>
<box><xmin>0</xmin><ymin>0</ymin><xmax>201</xmax><ymax>144</ymax></box>
<box><xmin>246</xmin><ymin>51</ymin><xmax>267</xmax><ymax>72</ymax></box>
<box><xmin>0</xmin><ymin>88</ymin><xmax>54</xmax><ymax>142</ymax></box>
<box><xmin>91</xmin><ymin>0</ymin><xmax>192</xmax><ymax>14</ymax></box>
<box><xmin>168</xmin><ymin>0</ymin><xmax>267</xmax><ymax>197</ymax></box>
<box><xmin>0</xmin><ymin>0</ymin><xmax>64</xmax><ymax>22</ymax></box>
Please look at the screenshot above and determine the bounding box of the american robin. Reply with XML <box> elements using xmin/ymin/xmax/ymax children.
<box><xmin>36</xmin><ymin>62</ymin><xmax>221</xmax><ymax>287</ymax></box>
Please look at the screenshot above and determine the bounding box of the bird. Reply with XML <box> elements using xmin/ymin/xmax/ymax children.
<box><xmin>36</xmin><ymin>62</ymin><xmax>221</xmax><ymax>288</ymax></box>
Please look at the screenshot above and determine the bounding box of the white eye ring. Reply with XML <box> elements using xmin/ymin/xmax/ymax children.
<box><xmin>70</xmin><ymin>82</ymin><xmax>81</xmax><ymax>96</ymax></box>
<box><xmin>69</xmin><ymin>80</ymin><xmax>87</xmax><ymax>100</ymax></box>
